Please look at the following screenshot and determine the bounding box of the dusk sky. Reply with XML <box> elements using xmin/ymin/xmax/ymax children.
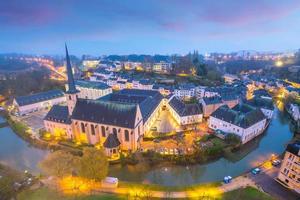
<box><xmin>1</xmin><ymin>0</ymin><xmax>300</xmax><ymax>56</ymax></box>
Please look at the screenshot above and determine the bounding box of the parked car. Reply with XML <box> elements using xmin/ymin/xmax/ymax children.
<box><xmin>271</xmin><ymin>159</ymin><xmax>281</xmax><ymax>166</ymax></box>
<box><xmin>251</xmin><ymin>168</ymin><xmax>261</xmax><ymax>175</ymax></box>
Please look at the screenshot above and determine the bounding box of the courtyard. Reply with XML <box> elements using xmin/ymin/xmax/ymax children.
<box><xmin>17</xmin><ymin>109</ymin><xmax>49</xmax><ymax>134</ymax></box>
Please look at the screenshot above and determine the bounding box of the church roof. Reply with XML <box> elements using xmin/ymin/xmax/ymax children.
<box><xmin>44</xmin><ymin>105</ymin><xmax>71</xmax><ymax>124</ymax></box>
<box><xmin>72</xmin><ymin>99</ymin><xmax>138</xmax><ymax>128</ymax></box>
<box><xmin>99</xmin><ymin>89</ymin><xmax>163</xmax><ymax>123</ymax></box>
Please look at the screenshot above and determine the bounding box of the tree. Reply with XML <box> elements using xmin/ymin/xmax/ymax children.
<box><xmin>78</xmin><ymin>147</ymin><xmax>108</xmax><ymax>181</ymax></box>
<box><xmin>193</xmin><ymin>57</ymin><xmax>207</xmax><ymax>76</ymax></box>
<box><xmin>225</xmin><ymin>133</ymin><xmax>241</xmax><ymax>146</ymax></box>
<box><xmin>39</xmin><ymin>150</ymin><xmax>79</xmax><ymax>178</ymax></box>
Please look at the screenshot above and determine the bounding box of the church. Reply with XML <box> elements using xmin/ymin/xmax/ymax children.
<box><xmin>43</xmin><ymin>45</ymin><xmax>164</xmax><ymax>159</ymax></box>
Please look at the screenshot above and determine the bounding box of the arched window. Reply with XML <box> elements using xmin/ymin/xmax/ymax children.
<box><xmin>101</xmin><ymin>126</ymin><xmax>105</xmax><ymax>137</ymax></box>
<box><xmin>113</xmin><ymin>128</ymin><xmax>117</xmax><ymax>137</ymax></box>
<box><xmin>125</xmin><ymin>130</ymin><xmax>129</xmax><ymax>141</ymax></box>
<box><xmin>90</xmin><ymin>124</ymin><xmax>95</xmax><ymax>136</ymax></box>
<box><xmin>81</xmin><ymin>122</ymin><xmax>85</xmax><ymax>133</ymax></box>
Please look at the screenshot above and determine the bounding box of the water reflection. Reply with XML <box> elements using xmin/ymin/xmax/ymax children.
<box><xmin>0</xmin><ymin>127</ymin><xmax>49</xmax><ymax>173</ymax></box>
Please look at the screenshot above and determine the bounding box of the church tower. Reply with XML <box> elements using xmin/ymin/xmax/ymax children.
<box><xmin>65</xmin><ymin>44</ymin><xmax>79</xmax><ymax>115</ymax></box>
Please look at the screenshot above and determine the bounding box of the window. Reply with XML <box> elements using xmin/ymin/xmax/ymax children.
<box><xmin>138</xmin><ymin>126</ymin><xmax>140</xmax><ymax>136</ymax></box>
<box><xmin>113</xmin><ymin>128</ymin><xmax>117</xmax><ymax>137</ymax></box>
<box><xmin>91</xmin><ymin>124</ymin><xmax>95</xmax><ymax>136</ymax></box>
<box><xmin>125</xmin><ymin>130</ymin><xmax>129</xmax><ymax>142</ymax></box>
<box><xmin>101</xmin><ymin>126</ymin><xmax>106</xmax><ymax>137</ymax></box>
<box><xmin>81</xmin><ymin>123</ymin><xmax>85</xmax><ymax>133</ymax></box>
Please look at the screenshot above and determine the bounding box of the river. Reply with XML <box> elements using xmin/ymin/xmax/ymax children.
<box><xmin>0</xmin><ymin>109</ymin><xmax>294</xmax><ymax>186</ymax></box>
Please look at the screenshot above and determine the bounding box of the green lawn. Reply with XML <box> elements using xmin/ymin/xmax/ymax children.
<box><xmin>222</xmin><ymin>187</ymin><xmax>274</xmax><ymax>200</ymax></box>
<box><xmin>17</xmin><ymin>186</ymin><xmax>274</xmax><ymax>200</ymax></box>
<box><xmin>17</xmin><ymin>187</ymin><xmax>125</xmax><ymax>200</ymax></box>
<box><xmin>118</xmin><ymin>180</ymin><xmax>221</xmax><ymax>192</ymax></box>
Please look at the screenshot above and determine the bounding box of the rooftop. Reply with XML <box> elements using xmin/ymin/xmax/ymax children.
<box><xmin>169</xmin><ymin>96</ymin><xmax>202</xmax><ymax>117</ymax></box>
<box><xmin>246</xmin><ymin>97</ymin><xmax>274</xmax><ymax>110</ymax></box>
<box><xmin>75</xmin><ymin>80</ymin><xmax>110</xmax><ymax>90</ymax></box>
<box><xmin>211</xmin><ymin>103</ymin><xmax>266</xmax><ymax>129</ymax></box>
<box><xmin>44</xmin><ymin>105</ymin><xmax>71</xmax><ymax>124</ymax></box>
<box><xmin>99</xmin><ymin>89</ymin><xmax>163</xmax><ymax>122</ymax></box>
<box><xmin>72</xmin><ymin>99</ymin><xmax>138</xmax><ymax>128</ymax></box>
<box><xmin>286</xmin><ymin>141</ymin><xmax>300</xmax><ymax>156</ymax></box>
<box><xmin>15</xmin><ymin>89</ymin><xmax>64</xmax><ymax>106</ymax></box>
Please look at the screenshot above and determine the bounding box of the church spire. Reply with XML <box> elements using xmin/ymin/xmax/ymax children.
<box><xmin>65</xmin><ymin>43</ymin><xmax>78</xmax><ymax>94</ymax></box>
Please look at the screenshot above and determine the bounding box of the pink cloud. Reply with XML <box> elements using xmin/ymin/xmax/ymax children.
<box><xmin>0</xmin><ymin>1</ymin><xmax>61</xmax><ymax>26</ymax></box>
<box><xmin>197</xmin><ymin>0</ymin><xmax>300</xmax><ymax>26</ymax></box>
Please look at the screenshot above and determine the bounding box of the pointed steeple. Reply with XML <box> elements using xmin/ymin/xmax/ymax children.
<box><xmin>65</xmin><ymin>44</ymin><xmax>78</xmax><ymax>94</ymax></box>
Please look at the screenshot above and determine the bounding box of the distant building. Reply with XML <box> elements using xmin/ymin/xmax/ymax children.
<box><xmin>82</xmin><ymin>59</ymin><xmax>99</xmax><ymax>70</ymax></box>
<box><xmin>208</xmin><ymin>104</ymin><xmax>267</xmax><ymax>144</ymax></box>
<box><xmin>200</xmin><ymin>95</ymin><xmax>239</xmax><ymax>118</ymax></box>
<box><xmin>168</xmin><ymin>96</ymin><xmax>203</xmax><ymax>126</ymax></box>
<box><xmin>223</xmin><ymin>73</ymin><xmax>239</xmax><ymax>83</ymax></box>
<box><xmin>277</xmin><ymin>141</ymin><xmax>300</xmax><ymax>194</ymax></box>
<box><xmin>287</xmin><ymin>104</ymin><xmax>300</xmax><ymax>122</ymax></box>
<box><xmin>66</xmin><ymin>80</ymin><xmax>112</xmax><ymax>100</ymax></box>
<box><xmin>253</xmin><ymin>89</ymin><xmax>272</xmax><ymax>100</ymax></box>
<box><xmin>152</xmin><ymin>61</ymin><xmax>172</xmax><ymax>74</ymax></box>
<box><xmin>201</xmin><ymin>96</ymin><xmax>224</xmax><ymax>118</ymax></box>
<box><xmin>13</xmin><ymin>89</ymin><xmax>66</xmax><ymax>115</ymax></box>
<box><xmin>138</xmin><ymin>79</ymin><xmax>154</xmax><ymax>90</ymax></box>
<box><xmin>93</xmin><ymin>68</ymin><xmax>114</xmax><ymax>79</ymax></box>
<box><xmin>174</xmin><ymin>83</ymin><xmax>196</xmax><ymax>99</ymax></box>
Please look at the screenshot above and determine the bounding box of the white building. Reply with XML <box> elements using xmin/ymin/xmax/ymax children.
<box><xmin>82</xmin><ymin>59</ymin><xmax>99</xmax><ymax>69</ymax></box>
<box><xmin>208</xmin><ymin>104</ymin><xmax>267</xmax><ymax>144</ymax></box>
<box><xmin>288</xmin><ymin>104</ymin><xmax>300</xmax><ymax>121</ymax></box>
<box><xmin>66</xmin><ymin>80</ymin><xmax>112</xmax><ymax>100</ymax></box>
<box><xmin>138</xmin><ymin>79</ymin><xmax>154</xmax><ymax>90</ymax></box>
<box><xmin>174</xmin><ymin>84</ymin><xmax>196</xmax><ymax>99</ymax></box>
<box><xmin>167</xmin><ymin>96</ymin><xmax>203</xmax><ymax>126</ymax></box>
<box><xmin>13</xmin><ymin>89</ymin><xmax>66</xmax><ymax>115</ymax></box>
<box><xmin>93</xmin><ymin>68</ymin><xmax>114</xmax><ymax>79</ymax></box>
<box><xmin>152</xmin><ymin>62</ymin><xmax>172</xmax><ymax>74</ymax></box>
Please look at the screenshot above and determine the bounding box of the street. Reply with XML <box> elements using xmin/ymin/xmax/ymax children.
<box><xmin>248</xmin><ymin>164</ymin><xmax>300</xmax><ymax>200</ymax></box>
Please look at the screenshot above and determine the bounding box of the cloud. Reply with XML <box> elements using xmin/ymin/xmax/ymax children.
<box><xmin>196</xmin><ymin>0</ymin><xmax>300</xmax><ymax>26</ymax></box>
<box><xmin>0</xmin><ymin>0</ymin><xmax>61</xmax><ymax>26</ymax></box>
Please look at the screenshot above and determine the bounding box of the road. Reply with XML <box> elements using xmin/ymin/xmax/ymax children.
<box><xmin>248</xmin><ymin>164</ymin><xmax>300</xmax><ymax>200</ymax></box>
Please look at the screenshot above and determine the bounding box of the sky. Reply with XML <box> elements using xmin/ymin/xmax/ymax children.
<box><xmin>1</xmin><ymin>0</ymin><xmax>300</xmax><ymax>56</ymax></box>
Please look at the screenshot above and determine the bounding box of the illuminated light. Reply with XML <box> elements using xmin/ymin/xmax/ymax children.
<box><xmin>275</xmin><ymin>60</ymin><xmax>283</xmax><ymax>67</ymax></box>
<box><xmin>59</xmin><ymin>176</ymin><xmax>101</xmax><ymax>195</ymax></box>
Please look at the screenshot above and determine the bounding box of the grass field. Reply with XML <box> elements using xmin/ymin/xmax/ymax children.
<box><xmin>17</xmin><ymin>187</ymin><xmax>125</xmax><ymax>200</ymax></box>
<box><xmin>222</xmin><ymin>187</ymin><xmax>274</xmax><ymax>200</ymax></box>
